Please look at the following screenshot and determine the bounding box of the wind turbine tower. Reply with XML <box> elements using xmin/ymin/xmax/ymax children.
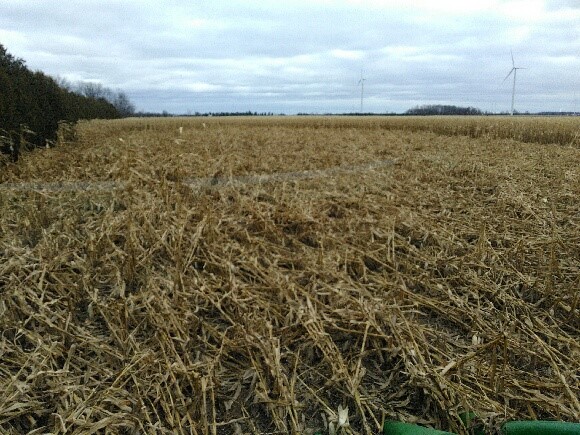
<box><xmin>503</xmin><ymin>51</ymin><xmax>526</xmax><ymax>116</ymax></box>
<box><xmin>358</xmin><ymin>70</ymin><xmax>366</xmax><ymax>113</ymax></box>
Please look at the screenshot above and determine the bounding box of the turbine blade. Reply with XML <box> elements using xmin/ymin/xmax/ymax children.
<box><xmin>503</xmin><ymin>68</ymin><xmax>514</xmax><ymax>83</ymax></box>
<box><xmin>511</xmin><ymin>50</ymin><xmax>515</xmax><ymax>67</ymax></box>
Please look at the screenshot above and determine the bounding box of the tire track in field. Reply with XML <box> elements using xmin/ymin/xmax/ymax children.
<box><xmin>0</xmin><ymin>158</ymin><xmax>399</xmax><ymax>192</ymax></box>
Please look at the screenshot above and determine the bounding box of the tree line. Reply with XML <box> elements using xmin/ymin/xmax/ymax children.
<box><xmin>405</xmin><ymin>105</ymin><xmax>482</xmax><ymax>116</ymax></box>
<box><xmin>0</xmin><ymin>44</ymin><xmax>134</xmax><ymax>157</ymax></box>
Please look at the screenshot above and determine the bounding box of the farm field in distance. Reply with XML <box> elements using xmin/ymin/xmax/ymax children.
<box><xmin>0</xmin><ymin>116</ymin><xmax>579</xmax><ymax>434</ymax></box>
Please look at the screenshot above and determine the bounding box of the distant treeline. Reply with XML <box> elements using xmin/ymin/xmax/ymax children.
<box><xmin>0</xmin><ymin>44</ymin><xmax>134</xmax><ymax>149</ymax></box>
<box><xmin>134</xmin><ymin>111</ymin><xmax>282</xmax><ymax>117</ymax></box>
<box><xmin>405</xmin><ymin>105</ymin><xmax>483</xmax><ymax>116</ymax></box>
<box><xmin>536</xmin><ymin>111</ymin><xmax>579</xmax><ymax>116</ymax></box>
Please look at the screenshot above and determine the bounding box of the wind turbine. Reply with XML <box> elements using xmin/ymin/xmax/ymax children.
<box><xmin>358</xmin><ymin>70</ymin><xmax>366</xmax><ymax>113</ymax></box>
<box><xmin>503</xmin><ymin>50</ymin><xmax>526</xmax><ymax>116</ymax></box>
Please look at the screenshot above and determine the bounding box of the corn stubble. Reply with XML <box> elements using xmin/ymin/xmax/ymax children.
<box><xmin>0</xmin><ymin>116</ymin><xmax>578</xmax><ymax>434</ymax></box>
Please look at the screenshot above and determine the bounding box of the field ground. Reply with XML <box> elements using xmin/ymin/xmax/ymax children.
<box><xmin>1</xmin><ymin>116</ymin><xmax>579</xmax><ymax>434</ymax></box>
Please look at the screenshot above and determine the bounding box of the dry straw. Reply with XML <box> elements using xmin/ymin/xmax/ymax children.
<box><xmin>1</xmin><ymin>116</ymin><xmax>579</xmax><ymax>434</ymax></box>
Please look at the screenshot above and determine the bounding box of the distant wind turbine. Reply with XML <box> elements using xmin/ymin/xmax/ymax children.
<box><xmin>358</xmin><ymin>70</ymin><xmax>366</xmax><ymax>113</ymax></box>
<box><xmin>503</xmin><ymin>50</ymin><xmax>526</xmax><ymax>116</ymax></box>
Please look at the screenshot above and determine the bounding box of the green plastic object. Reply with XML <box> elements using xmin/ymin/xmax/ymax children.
<box><xmin>383</xmin><ymin>421</ymin><xmax>454</xmax><ymax>435</ymax></box>
<box><xmin>502</xmin><ymin>421</ymin><xmax>580</xmax><ymax>435</ymax></box>
<box><xmin>383</xmin><ymin>420</ymin><xmax>580</xmax><ymax>435</ymax></box>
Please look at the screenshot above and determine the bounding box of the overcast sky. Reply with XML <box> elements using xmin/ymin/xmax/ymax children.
<box><xmin>1</xmin><ymin>0</ymin><xmax>578</xmax><ymax>114</ymax></box>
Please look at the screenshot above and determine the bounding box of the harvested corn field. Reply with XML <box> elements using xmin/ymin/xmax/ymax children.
<box><xmin>1</xmin><ymin>116</ymin><xmax>579</xmax><ymax>434</ymax></box>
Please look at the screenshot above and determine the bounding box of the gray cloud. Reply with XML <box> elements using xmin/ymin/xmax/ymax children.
<box><xmin>1</xmin><ymin>0</ymin><xmax>578</xmax><ymax>113</ymax></box>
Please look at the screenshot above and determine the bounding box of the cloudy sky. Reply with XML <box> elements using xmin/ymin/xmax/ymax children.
<box><xmin>1</xmin><ymin>0</ymin><xmax>578</xmax><ymax>114</ymax></box>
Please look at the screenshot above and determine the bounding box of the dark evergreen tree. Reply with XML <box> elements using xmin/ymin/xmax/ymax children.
<box><xmin>1</xmin><ymin>43</ymin><xmax>132</xmax><ymax>162</ymax></box>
